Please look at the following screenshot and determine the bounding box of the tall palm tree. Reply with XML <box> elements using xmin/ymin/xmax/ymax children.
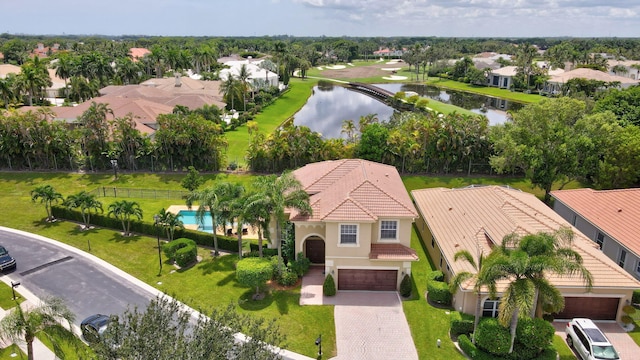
<box><xmin>237</xmin><ymin>64</ymin><xmax>252</xmax><ymax>111</ymax></box>
<box><xmin>0</xmin><ymin>297</ymin><xmax>76</xmax><ymax>360</ymax></box>
<box><xmin>53</xmin><ymin>54</ymin><xmax>73</xmax><ymax>99</ymax></box>
<box><xmin>449</xmin><ymin>249</ymin><xmax>489</xmax><ymax>344</ymax></box>
<box><xmin>251</xmin><ymin>172</ymin><xmax>311</xmax><ymax>268</ymax></box>
<box><xmin>341</xmin><ymin>119</ymin><xmax>356</xmax><ymax>143</ymax></box>
<box><xmin>219</xmin><ymin>75</ymin><xmax>241</xmax><ymax>111</ymax></box>
<box><xmin>243</xmin><ymin>191</ymin><xmax>271</xmax><ymax>258</ymax></box>
<box><xmin>30</xmin><ymin>184</ymin><xmax>63</xmax><ymax>222</ymax></box>
<box><xmin>187</xmin><ymin>182</ymin><xmax>239</xmax><ymax>256</ymax></box>
<box><xmin>108</xmin><ymin>200</ymin><xmax>143</xmax><ymax>237</ymax></box>
<box><xmin>15</xmin><ymin>57</ymin><xmax>51</xmax><ymax>106</ymax></box>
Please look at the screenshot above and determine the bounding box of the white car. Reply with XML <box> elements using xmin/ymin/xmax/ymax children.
<box><xmin>566</xmin><ymin>318</ymin><xmax>620</xmax><ymax>360</ymax></box>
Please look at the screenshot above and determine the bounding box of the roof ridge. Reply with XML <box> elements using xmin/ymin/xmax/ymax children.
<box><xmin>497</xmin><ymin>187</ymin><xmax>565</xmax><ymax>230</ymax></box>
<box><xmin>304</xmin><ymin>159</ymin><xmax>347</xmax><ymax>191</ymax></box>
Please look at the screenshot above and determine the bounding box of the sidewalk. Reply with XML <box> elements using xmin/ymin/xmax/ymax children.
<box><xmin>0</xmin><ymin>277</ymin><xmax>60</xmax><ymax>359</ymax></box>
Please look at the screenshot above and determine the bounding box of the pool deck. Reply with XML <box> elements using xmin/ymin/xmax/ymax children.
<box><xmin>166</xmin><ymin>205</ymin><xmax>260</xmax><ymax>239</ymax></box>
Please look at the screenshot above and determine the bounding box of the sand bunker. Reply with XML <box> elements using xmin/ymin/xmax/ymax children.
<box><xmin>316</xmin><ymin>67</ymin><xmax>323</xmax><ymax>70</ymax></box>
<box><xmin>381</xmin><ymin>67</ymin><xmax>401</xmax><ymax>71</ymax></box>
<box><xmin>386</xmin><ymin>60</ymin><xmax>402</xmax><ymax>65</ymax></box>
<box><xmin>382</xmin><ymin>75</ymin><xmax>408</xmax><ymax>80</ymax></box>
<box><xmin>325</xmin><ymin>65</ymin><xmax>346</xmax><ymax>70</ymax></box>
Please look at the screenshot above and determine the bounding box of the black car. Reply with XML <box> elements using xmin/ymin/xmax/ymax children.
<box><xmin>80</xmin><ymin>314</ymin><xmax>110</xmax><ymax>343</ymax></box>
<box><xmin>0</xmin><ymin>245</ymin><xmax>16</xmax><ymax>272</ymax></box>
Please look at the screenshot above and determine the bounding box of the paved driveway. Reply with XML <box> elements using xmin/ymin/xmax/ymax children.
<box><xmin>554</xmin><ymin>321</ymin><xmax>639</xmax><ymax>359</ymax></box>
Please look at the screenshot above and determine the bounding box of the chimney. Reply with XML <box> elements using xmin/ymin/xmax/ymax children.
<box><xmin>175</xmin><ymin>73</ymin><xmax>181</xmax><ymax>87</ymax></box>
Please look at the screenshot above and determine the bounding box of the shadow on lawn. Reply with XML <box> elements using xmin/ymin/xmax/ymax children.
<box><xmin>197</xmin><ymin>255</ymin><xmax>237</xmax><ymax>275</ymax></box>
<box><xmin>238</xmin><ymin>289</ymin><xmax>274</xmax><ymax>311</ymax></box>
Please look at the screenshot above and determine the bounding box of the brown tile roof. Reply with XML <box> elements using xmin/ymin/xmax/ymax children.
<box><xmin>412</xmin><ymin>185</ymin><xmax>640</xmax><ymax>291</ymax></box>
<box><xmin>551</xmin><ymin>188</ymin><xmax>640</xmax><ymax>256</ymax></box>
<box><xmin>0</xmin><ymin>64</ymin><xmax>21</xmax><ymax>78</ymax></box>
<box><xmin>291</xmin><ymin>159</ymin><xmax>417</xmax><ymax>222</ymax></box>
<box><xmin>129</xmin><ymin>48</ymin><xmax>151</xmax><ymax>60</ymax></box>
<box><xmin>370</xmin><ymin>243</ymin><xmax>419</xmax><ymax>261</ymax></box>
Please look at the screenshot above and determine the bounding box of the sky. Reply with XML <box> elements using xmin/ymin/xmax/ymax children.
<box><xmin>2</xmin><ymin>0</ymin><xmax>639</xmax><ymax>38</ymax></box>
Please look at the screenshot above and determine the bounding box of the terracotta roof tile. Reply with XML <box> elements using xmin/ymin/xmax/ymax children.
<box><xmin>551</xmin><ymin>188</ymin><xmax>640</xmax><ymax>256</ymax></box>
<box><xmin>290</xmin><ymin>159</ymin><xmax>417</xmax><ymax>222</ymax></box>
<box><xmin>412</xmin><ymin>186</ymin><xmax>640</xmax><ymax>292</ymax></box>
<box><xmin>370</xmin><ymin>243</ymin><xmax>419</xmax><ymax>261</ymax></box>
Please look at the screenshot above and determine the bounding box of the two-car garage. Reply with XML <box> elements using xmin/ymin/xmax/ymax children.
<box><xmin>555</xmin><ymin>297</ymin><xmax>620</xmax><ymax>320</ymax></box>
<box><xmin>337</xmin><ymin>269</ymin><xmax>398</xmax><ymax>291</ymax></box>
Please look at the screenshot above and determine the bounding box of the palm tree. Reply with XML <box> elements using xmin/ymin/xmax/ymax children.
<box><xmin>187</xmin><ymin>182</ymin><xmax>239</xmax><ymax>256</ymax></box>
<box><xmin>220</xmin><ymin>75</ymin><xmax>241</xmax><ymax>111</ymax></box>
<box><xmin>341</xmin><ymin>119</ymin><xmax>356</xmax><ymax>143</ymax></box>
<box><xmin>53</xmin><ymin>54</ymin><xmax>73</xmax><ymax>99</ymax></box>
<box><xmin>108</xmin><ymin>200</ymin><xmax>143</xmax><ymax>237</ymax></box>
<box><xmin>0</xmin><ymin>297</ymin><xmax>76</xmax><ymax>360</ymax></box>
<box><xmin>157</xmin><ymin>209</ymin><xmax>184</xmax><ymax>241</ymax></box>
<box><xmin>484</xmin><ymin>228</ymin><xmax>593</xmax><ymax>354</ymax></box>
<box><xmin>30</xmin><ymin>184</ymin><xmax>63</xmax><ymax>222</ymax></box>
<box><xmin>64</xmin><ymin>191</ymin><xmax>103</xmax><ymax>233</ymax></box>
<box><xmin>243</xmin><ymin>191</ymin><xmax>271</xmax><ymax>258</ymax></box>
<box><xmin>237</xmin><ymin>64</ymin><xmax>252</xmax><ymax>111</ymax></box>
<box><xmin>15</xmin><ymin>57</ymin><xmax>51</xmax><ymax>106</ymax></box>
<box><xmin>449</xmin><ymin>249</ymin><xmax>489</xmax><ymax>344</ymax></box>
<box><xmin>251</xmin><ymin>172</ymin><xmax>311</xmax><ymax>268</ymax></box>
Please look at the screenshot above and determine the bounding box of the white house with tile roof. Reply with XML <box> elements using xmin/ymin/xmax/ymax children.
<box><xmin>552</xmin><ymin>188</ymin><xmax>640</xmax><ymax>282</ymax></box>
<box><xmin>412</xmin><ymin>185</ymin><xmax>640</xmax><ymax>321</ymax></box>
<box><xmin>284</xmin><ymin>159</ymin><xmax>419</xmax><ymax>291</ymax></box>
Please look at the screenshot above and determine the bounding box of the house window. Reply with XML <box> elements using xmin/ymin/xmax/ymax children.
<box><xmin>340</xmin><ymin>224</ymin><xmax>357</xmax><ymax>245</ymax></box>
<box><xmin>595</xmin><ymin>232</ymin><xmax>604</xmax><ymax>250</ymax></box>
<box><xmin>571</xmin><ymin>214</ymin><xmax>577</xmax><ymax>226</ymax></box>
<box><xmin>439</xmin><ymin>255</ymin><xmax>443</xmax><ymax>267</ymax></box>
<box><xmin>482</xmin><ymin>299</ymin><xmax>500</xmax><ymax>318</ymax></box>
<box><xmin>636</xmin><ymin>261</ymin><xmax>640</xmax><ymax>274</ymax></box>
<box><xmin>618</xmin><ymin>249</ymin><xmax>627</xmax><ymax>268</ymax></box>
<box><xmin>431</xmin><ymin>237</ymin><xmax>435</xmax><ymax>248</ymax></box>
<box><xmin>380</xmin><ymin>220</ymin><xmax>398</xmax><ymax>240</ymax></box>
<box><xmin>503</xmin><ymin>78</ymin><xmax>508</xmax><ymax>87</ymax></box>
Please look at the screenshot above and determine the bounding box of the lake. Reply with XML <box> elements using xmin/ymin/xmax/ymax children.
<box><xmin>293</xmin><ymin>81</ymin><xmax>522</xmax><ymax>139</ymax></box>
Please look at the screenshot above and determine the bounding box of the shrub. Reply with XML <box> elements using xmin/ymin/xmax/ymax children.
<box><xmin>633</xmin><ymin>289</ymin><xmax>640</xmax><ymax>304</ymax></box>
<box><xmin>277</xmin><ymin>269</ymin><xmax>298</xmax><ymax>286</ymax></box>
<box><xmin>399</xmin><ymin>274</ymin><xmax>412</xmax><ymax>298</ymax></box>
<box><xmin>621</xmin><ymin>315</ymin><xmax>633</xmax><ymax>325</ymax></box>
<box><xmin>623</xmin><ymin>304</ymin><xmax>636</xmax><ymax>315</ymax></box>
<box><xmin>236</xmin><ymin>258</ymin><xmax>273</xmax><ymax>297</ymax></box>
<box><xmin>427</xmin><ymin>270</ymin><xmax>444</xmax><ymax>282</ymax></box>
<box><xmin>427</xmin><ymin>280</ymin><xmax>451</xmax><ymax>305</ymax></box>
<box><xmin>323</xmin><ymin>274</ymin><xmax>336</xmax><ymax>296</ymax></box>
<box><xmin>515</xmin><ymin>317</ymin><xmax>555</xmax><ymax>352</ymax></box>
<box><xmin>162</xmin><ymin>238</ymin><xmax>196</xmax><ymax>262</ymax></box>
<box><xmin>475</xmin><ymin>318</ymin><xmax>511</xmax><ymax>357</ymax></box>
<box><xmin>457</xmin><ymin>334</ymin><xmax>477</xmax><ymax>358</ymax></box>
<box><xmin>289</xmin><ymin>253</ymin><xmax>311</xmax><ymax>277</ymax></box>
<box><xmin>174</xmin><ymin>242</ymin><xmax>197</xmax><ymax>267</ymax></box>
<box><xmin>450</xmin><ymin>311</ymin><xmax>474</xmax><ymax>336</ymax></box>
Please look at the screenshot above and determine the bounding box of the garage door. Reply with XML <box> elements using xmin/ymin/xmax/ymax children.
<box><xmin>555</xmin><ymin>297</ymin><xmax>619</xmax><ymax>320</ymax></box>
<box><xmin>338</xmin><ymin>269</ymin><xmax>397</xmax><ymax>291</ymax></box>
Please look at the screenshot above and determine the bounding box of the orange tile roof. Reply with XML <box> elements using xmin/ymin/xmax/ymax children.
<box><xmin>551</xmin><ymin>188</ymin><xmax>640</xmax><ymax>256</ymax></box>
<box><xmin>370</xmin><ymin>244</ymin><xmax>419</xmax><ymax>261</ymax></box>
<box><xmin>412</xmin><ymin>186</ymin><xmax>640</xmax><ymax>291</ymax></box>
<box><xmin>129</xmin><ymin>47</ymin><xmax>151</xmax><ymax>60</ymax></box>
<box><xmin>290</xmin><ymin>159</ymin><xmax>417</xmax><ymax>222</ymax></box>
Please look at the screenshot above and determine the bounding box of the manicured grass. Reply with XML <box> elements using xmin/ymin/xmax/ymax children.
<box><xmin>554</xmin><ymin>334</ymin><xmax>576</xmax><ymax>360</ymax></box>
<box><xmin>224</xmin><ymin>79</ymin><xmax>316</xmax><ymax>167</ymax></box>
<box><xmin>0</xmin><ymin>344</ymin><xmax>25</xmax><ymax>360</ymax></box>
<box><xmin>0</xmin><ymin>282</ymin><xmax>25</xmax><ymax>309</ymax></box>
<box><xmin>425</xmin><ymin>77</ymin><xmax>544</xmax><ymax>104</ymax></box>
<box><xmin>36</xmin><ymin>325</ymin><xmax>96</xmax><ymax>360</ymax></box>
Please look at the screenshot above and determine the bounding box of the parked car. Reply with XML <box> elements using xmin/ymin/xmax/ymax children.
<box><xmin>80</xmin><ymin>314</ymin><xmax>110</xmax><ymax>343</ymax></box>
<box><xmin>566</xmin><ymin>318</ymin><xmax>620</xmax><ymax>360</ymax></box>
<box><xmin>0</xmin><ymin>245</ymin><xmax>16</xmax><ymax>272</ymax></box>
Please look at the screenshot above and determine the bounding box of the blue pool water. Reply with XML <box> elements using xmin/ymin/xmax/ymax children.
<box><xmin>178</xmin><ymin>210</ymin><xmax>214</xmax><ymax>233</ymax></box>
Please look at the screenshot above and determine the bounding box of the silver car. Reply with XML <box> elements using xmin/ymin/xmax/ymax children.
<box><xmin>566</xmin><ymin>318</ymin><xmax>619</xmax><ymax>360</ymax></box>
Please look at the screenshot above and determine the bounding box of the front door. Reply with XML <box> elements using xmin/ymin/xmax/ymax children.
<box><xmin>305</xmin><ymin>238</ymin><xmax>325</xmax><ymax>264</ymax></box>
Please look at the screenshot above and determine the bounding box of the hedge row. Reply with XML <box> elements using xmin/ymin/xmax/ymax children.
<box><xmin>427</xmin><ymin>271</ymin><xmax>451</xmax><ymax>305</ymax></box>
<box><xmin>51</xmin><ymin>205</ymin><xmax>271</xmax><ymax>253</ymax></box>
<box><xmin>450</xmin><ymin>311</ymin><xmax>474</xmax><ymax>336</ymax></box>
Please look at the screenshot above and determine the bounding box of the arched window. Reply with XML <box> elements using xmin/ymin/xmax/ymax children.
<box><xmin>482</xmin><ymin>298</ymin><xmax>501</xmax><ymax>318</ymax></box>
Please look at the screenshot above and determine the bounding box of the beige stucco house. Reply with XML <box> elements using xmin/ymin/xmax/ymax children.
<box><xmin>283</xmin><ymin>159</ymin><xmax>419</xmax><ymax>291</ymax></box>
<box><xmin>412</xmin><ymin>185</ymin><xmax>640</xmax><ymax>321</ymax></box>
<box><xmin>552</xmin><ymin>188</ymin><xmax>640</xmax><ymax>282</ymax></box>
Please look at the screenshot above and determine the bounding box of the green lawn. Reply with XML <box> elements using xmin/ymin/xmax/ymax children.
<box><xmin>554</xmin><ymin>334</ymin><xmax>575</xmax><ymax>360</ymax></box>
<box><xmin>0</xmin><ymin>282</ymin><xmax>25</xmax><ymax>309</ymax></box>
<box><xmin>0</xmin><ymin>344</ymin><xmax>25</xmax><ymax>360</ymax></box>
<box><xmin>424</xmin><ymin>77</ymin><xmax>545</xmax><ymax>104</ymax></box>
<box><xmin>224</xmin><ymin>78</ymin><xmax>316</xmax><ymax>167</ymax></box>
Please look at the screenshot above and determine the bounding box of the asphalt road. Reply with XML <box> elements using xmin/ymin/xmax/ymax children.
<box><xmin>0</xmin><ymin>227</ymin><xmax>154</xmax><ymax>326</ymax></box>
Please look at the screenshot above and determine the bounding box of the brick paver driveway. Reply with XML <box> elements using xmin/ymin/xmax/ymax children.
<box><xmin>331</xmin><ymin>292</ymin><xmax>418</xmax><ymax>360</ymax></box>
<box><xmin>554</xmin><ymin>321</ymin><xmax>639</xmax><ymax>359</ymax></box>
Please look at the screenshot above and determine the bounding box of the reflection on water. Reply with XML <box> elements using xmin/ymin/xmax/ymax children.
<box><xmin>293</xmin><ymin>83</ymin><xmax>397</xmax><ymax>139</ymax></box>
<box><xmin>293</xmin><ymin>82</ymin><xmax>521</xmax><ymax>139</ymax></box>
<box><xmin>376</xmin><ymin>83</ymin><xmax>522</xmax><ymax>125</ymax></box>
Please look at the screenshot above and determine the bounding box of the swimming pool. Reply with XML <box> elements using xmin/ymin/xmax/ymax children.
<box><xmin>178</xmin><ymin>210</ymin><xmax>214</xmax><ymax>233</ymax></box>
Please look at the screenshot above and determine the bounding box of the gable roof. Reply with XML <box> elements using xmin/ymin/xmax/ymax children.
<box><xmin>0</xmin><ymin>64</ymin><xmax>21</xmax><ymax>78</ymax></box>
<box><xmin>490</xmin><ymin>66</ymin><xmax>517</xmax><ymax>77</ymax></box>
<box><xmin>551</xmin><ymin>188</ymin><xmax>640</xmax><ymax>256</ymax></box>
<box><xmin>411</xmin><ymin>185</ymin><xmax>640</xmax><ymax>291</ymax></box>
<box><xmin>290</xmin><ymin>159</ymin><xmax>417</xmax><ymax>222</ymax></box>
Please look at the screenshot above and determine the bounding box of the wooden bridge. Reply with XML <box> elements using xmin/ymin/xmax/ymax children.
<box><xmin>346</xmin><ymin>82</ymin><xmax>395</xmax><ymax>102</ymax></box>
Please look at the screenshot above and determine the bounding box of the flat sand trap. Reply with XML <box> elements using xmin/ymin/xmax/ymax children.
<box><xmin>383</xmin><ymin>75</ymin><xmax>408</xmax><ymax>80</ymax></box>
<box><xmin>381</xmin><ymin>67</ymin><xmax>401</xmax><ymax>71</ymax></box>
<box><xmin>386</xmin><ymin>60</ymin><xmax>402</xmax><ymax>65</ymax></box>
<box><xmin>347</xmin><ymin>63</ymin><xmax>355</xmax><ymax>66</ymax></box>
<box><xmin>316</xmin><ymin>66</ymin><xmax>323</xmax><ymax>70</ymax></box>
<box><xmin>325</xmin><ymin>65</ymin><xmax>346</xmax><ymax>70</ymax></box>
